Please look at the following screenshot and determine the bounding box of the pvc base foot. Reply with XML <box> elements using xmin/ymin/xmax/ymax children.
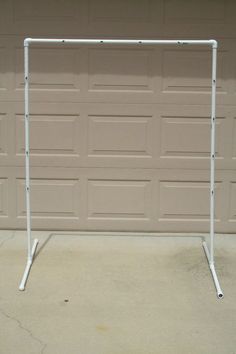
<box><xmin>19</xmin><ymin>239</ymin><xmax>39</xmax><ymax>291</ymax></box>
<box><xmin>202</xmin><ymin>241</ymin><xmax>224</xmax><ymax>299</ymax></box>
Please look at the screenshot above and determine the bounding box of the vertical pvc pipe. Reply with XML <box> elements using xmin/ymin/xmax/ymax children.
<box><xmin>24</xmin><ymin>41</ymin><xmax>32</xmax><ymax>261</ymax></box>
<box><xmin>210</xmin><ymin>42</ymin><xmax>217</xmax><ymax>265</ymax></box>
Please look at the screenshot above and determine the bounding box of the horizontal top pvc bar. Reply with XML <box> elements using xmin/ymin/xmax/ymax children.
<box><xmin>24</xmin><ymin>38</ymin><xmax>217</xmax><ymax>48</ymax></box>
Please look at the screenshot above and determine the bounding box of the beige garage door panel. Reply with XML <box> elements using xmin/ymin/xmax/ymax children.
<box><xmin>1</xmin><ymin>166</ymin><xmax>236</xmax><ymax>232</ymax></box>
<box><xmin>17</xmin><ymin>178</ymin><xmax>81</xmax><ymax>220</ymax></box>
<box><xmin>0</xmin><ymin>36</ymin><xmax>234</xmax><ymax>106</ymax></box>
<box><xmin>1</xmin><ymin>102</ymin><xmax>235</xmax><ymax>170</ymax></box>
<box><xmin>0</xmin><ymin>0</ymin><xmax>236</xmax><ymax>232</ymax></box>
<box><xmin>1</xmin><ymin>0</ymin><xmax>88</xmax><ymax>37</ymax></box>
<box><xmin>0</xmin><ymin>110</ymin><xmax>8</xmax><ymax>159</ymax></box>
<box><xmin>0</xmin><ymin>177</ymin><xmax>8</xmax><ymax>219</ymax></box>
<box><xmin>1</xmin><ymin>0</ymin><xmax>236</xmax><ymax>38</ymax></box>
<box><xmin>87</xmin><ymin>0</ymin><xmax>236</xmax><ymax>38</ymax></box>
<box><xmin>15</xmin><ymin>109</ymin><xmax>82</xmax><ymax>168</ymax></box>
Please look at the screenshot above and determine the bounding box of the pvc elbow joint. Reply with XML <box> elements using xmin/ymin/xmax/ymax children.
<box><xmin>210</xmin><ymin>39</ymin><xmax>218</xmax><ymax>49</ymax></box>
<box><xmin>24</xmin><ymin>38</ymin><xmax>32</xmax><ymax>47</ymax></box>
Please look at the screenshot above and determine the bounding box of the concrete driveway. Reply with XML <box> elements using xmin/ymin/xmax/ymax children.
<box><xmin>0</xmin><ymin>231</ymin><xmax>236</xmax><ymax>354</ymax></box>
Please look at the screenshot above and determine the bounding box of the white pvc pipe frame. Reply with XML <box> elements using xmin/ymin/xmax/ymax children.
<box><xmin>19</xmin><ymin>38</ymin><xmax>224</xmax><ymax>299</ymax></box>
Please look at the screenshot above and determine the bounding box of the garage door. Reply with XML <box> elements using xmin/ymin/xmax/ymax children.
<box><xmin>1</xmin><ymin>0</ymin><xmax>236</xmax><ymax>232</ymax></box>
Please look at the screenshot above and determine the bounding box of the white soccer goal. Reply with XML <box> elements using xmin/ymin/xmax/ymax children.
<box><xmin>19</xmin><ymin>38</ymin><xmax>224</xmax><ymax>299</ymax></box>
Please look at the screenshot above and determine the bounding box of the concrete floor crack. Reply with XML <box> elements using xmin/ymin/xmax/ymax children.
<box><xmin>0</xmin><ymin>306</ymin><xmax>47</xmax><ymax>354</ymax></box>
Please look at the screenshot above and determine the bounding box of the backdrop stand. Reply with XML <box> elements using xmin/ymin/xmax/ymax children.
<box><xmin>19</xmin><ymin>38</ymin><xmax>223</xmax><ymax>298</ymax></box>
